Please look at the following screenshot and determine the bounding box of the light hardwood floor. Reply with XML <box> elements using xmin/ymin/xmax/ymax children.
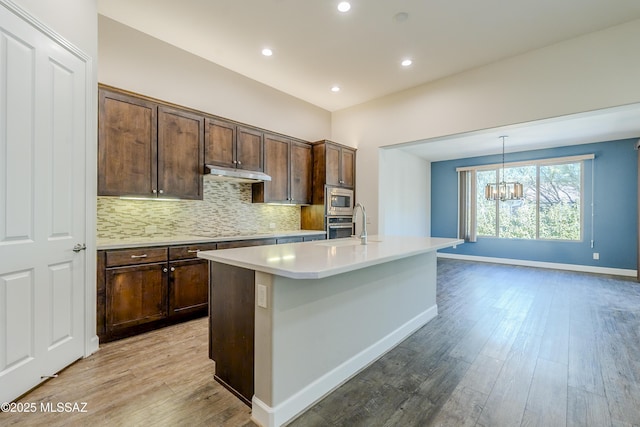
<box><xmin>0</xmin><ymin>316</ymin><xmax>255</xmax><ymax>427</ymax></box>
<box><xmin>2</xmin><ymin>259</ymin><xmax>640</xmax><ymax>426</ymax></box>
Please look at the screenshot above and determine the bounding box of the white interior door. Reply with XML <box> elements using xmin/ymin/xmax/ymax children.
<box><xmin>0</xmin><ymin>3</ymin><xmax>87</xmax><ymax>402</ymax></box>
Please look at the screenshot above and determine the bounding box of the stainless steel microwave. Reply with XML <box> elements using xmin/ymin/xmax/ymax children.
<box><xmin>326</xmin><ymin>186</ymin><xmax>354</xmax><ymax>216</ymax></box>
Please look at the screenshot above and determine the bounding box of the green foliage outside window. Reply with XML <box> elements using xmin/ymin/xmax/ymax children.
<box><xmin>476</xmin><ymin>162</ymin><xmax>581</xmax><ymax>240</ymax></box>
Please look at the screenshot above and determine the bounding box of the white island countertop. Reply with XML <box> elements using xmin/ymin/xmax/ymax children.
<box><xmin>197</xmin><ymin>235</ymin><xmax>463</xmax><ymax>279</ymax></box>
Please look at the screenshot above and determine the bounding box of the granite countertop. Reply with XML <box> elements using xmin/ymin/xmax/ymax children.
<box><xmin>97</xmin><ymin>230</ymin><xmax>327</xmax><ymax>250</ymax></box>
<box><xmin>197</xmin><ymin>235</ymin><xmax>463</xmax><ymax>279</ymax></box>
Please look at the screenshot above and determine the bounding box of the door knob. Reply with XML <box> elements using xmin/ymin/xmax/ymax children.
<box><xmin>72</xmin><ymin>243</ymin><xmax>86</xmax><ymax>253</ymax></box>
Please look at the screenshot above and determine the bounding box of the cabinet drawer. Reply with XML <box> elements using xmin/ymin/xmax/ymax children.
<box><xmin>169</xmin><ymin>243</ymin><xmax>218</xmax><ymax>260</ymax></box>
<box><xmin>106</xmin><ymin>247</ymin><xmax>168</xmax><ymax>267</ymax></box>
<box><xmin>303</xmin><ymin>234</ymin><xmax>325</xmax><ymax>242</ymax></box>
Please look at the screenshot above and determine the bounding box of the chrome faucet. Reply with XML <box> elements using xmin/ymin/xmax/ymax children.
<box><xmin>352</xmin><ymin>203</ymin><xmax>368</xmax><ymax>245</ymax></box>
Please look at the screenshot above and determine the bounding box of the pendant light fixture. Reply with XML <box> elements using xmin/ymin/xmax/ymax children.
<box><xmin>484</xmin><ymin>136</ymin><xmax>524</xmax><ymax>201</ymax></box>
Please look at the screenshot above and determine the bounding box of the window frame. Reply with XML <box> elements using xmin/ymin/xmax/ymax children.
<box><xmin>457</xmin><ymin>154</ymin><xmax>593</xmax><ymax>243</ymax></box>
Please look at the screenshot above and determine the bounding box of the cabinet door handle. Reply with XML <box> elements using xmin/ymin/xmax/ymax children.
<box><xmin>237</xmin><ymin>160</ymin><xmax>242</xmax><ymax>165</ymax></box>
<box><xmin>158</xmin><ymin>189</ymin><xmax>164</xmax><ymax>194</ymax></box>
<box><xmin>163</xmin><ymin>267</ymin><xmax>168</xmax><ymax>273</ymax></box>
<box><xmin>187</xmin><ymin>249</ymin><xmax>200</xmax><ymax>253</ymax></box>
<box><xmin>170</xmin><ymin>267</ymin><xmax>175</xmax><ymax>272</ymax></box>
<box><xmin>233</xmin><ymin>160</ymin><xmax>237</xmax><ymax>164</ymax></box>
<box><xmin>152</xmin><ymin>189</ymin><xmax>157</xmax><ymax>194</ymax></box>
<box><xmin>130</xmin><ymin>254</ymin><xmax>148</xmax><ymax>259</ymax></box>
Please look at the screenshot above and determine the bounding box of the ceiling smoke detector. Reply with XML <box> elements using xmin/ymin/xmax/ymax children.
<box><xmin>394</xmin><ymin>12</ymin><xmax>409</xmax><ymax>22</ymax></box>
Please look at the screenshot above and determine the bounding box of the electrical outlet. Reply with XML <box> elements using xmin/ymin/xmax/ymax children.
<box><xmin>145</xmin><ymin>225</ymin><xmax>157</xmax><ymax>234</ymax></box>
<box><xmin>593</xmin><ymin>252</ymin><xmax>600</xmax><ymax>260</ymax></box>
<box><xmin>257</xmin><ymin>284</ymin><xmax>267</xmax><ymax>308</ymax></box>
<box><xmin>269</xmin><ymin>223</ymin><xmax>276</xmax><ymax>229</ymax></box>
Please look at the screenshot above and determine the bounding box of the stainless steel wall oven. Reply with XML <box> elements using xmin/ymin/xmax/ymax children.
<box><xmin>325</xmin><ymin>186</ymin><xmax>355</xmax><ymax>239</ymax></box>
<box><xmin>326</xmin><ymin>216</ymin><xmax>354</xmax><ymax>239</ymax></box>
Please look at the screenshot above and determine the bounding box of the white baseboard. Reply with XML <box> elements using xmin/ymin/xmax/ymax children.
<box><xmin>251</xmin><ymin>304</ymin><xmax>439</xmax><ymax>427</ymax></box>
<box><xmin>85</xmin><ymin>335</ymin><xmax>99</xmax><ymax>357</ymax></box>
<box><xmin>437</xmin><ymin>252</ymin><xmax>637</xmax><ymax>277</ymax></box>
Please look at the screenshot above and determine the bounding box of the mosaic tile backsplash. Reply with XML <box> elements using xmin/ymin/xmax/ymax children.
<box><xmin>97</xmin><ymin>180</ymin><xmax>301</xmax><ymax>239</ymax></box>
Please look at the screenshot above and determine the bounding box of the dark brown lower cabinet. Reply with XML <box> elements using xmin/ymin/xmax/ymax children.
<box><xmin>169</xmin><ymin>258</ymin><xmax>209</xmax><ymax>317</ymax></box>
<box><xmin>106</xmin><ymin>262</ymin><xmax>168</xmax><ymax>332</ymax></box>
<box><xmin>97</xmin><ymin>243</ymin><xmax>215</xmax><ymax>342</ymax></box>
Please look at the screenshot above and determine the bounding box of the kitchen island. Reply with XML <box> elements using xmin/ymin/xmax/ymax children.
<box><xmin>198</xmin><ymin>235</ymin><xmax>462</xmax><ymax>427</ymax></box>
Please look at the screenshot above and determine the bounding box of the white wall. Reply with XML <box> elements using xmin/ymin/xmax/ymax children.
<box><xmin>378</xmin><ymin>149</ymin><xmax>430</xmax><ymax>236</ymax></box>
<box><xmin>12</xmin><ymin>0</ymin><xmax>98</xmax><ymax>62</ymax></box>
<box><xmin>98</xmin><ymin>16</ymin><xmax>331</xmax><ymax>143</ymax></box>
<box><xmin>332</xmin><ymin>19</ymin><xmax>640</xmax><ymax>235</ymax></box>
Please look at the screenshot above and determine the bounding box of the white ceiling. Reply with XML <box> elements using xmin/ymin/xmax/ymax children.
<box><xmin>98</xmin><ymin>0</ymin><xmax>640</xmax><ymax>112</ymax></box>
<box><xmin>98</xmin><ymin>0</ymin><xmax>640</xmax><ymax>159</ymax></box>
<box><xmin>397</xmin><ymin>103</ymin><xmax>640</xmax><ymax>161</ymax></box>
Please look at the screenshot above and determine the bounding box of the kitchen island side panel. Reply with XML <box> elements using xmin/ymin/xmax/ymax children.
<box><xmin>253</xmin><ymin>250</ymin><xmax>437</xmax><ymax>424</ymax></box>
<box><xmin>210</xmin><ymin>261</ymin><xmax>255</xmax><ymax>405</ymax></box>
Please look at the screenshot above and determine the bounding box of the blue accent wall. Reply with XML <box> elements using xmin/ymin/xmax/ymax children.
<box><xmin>431</xmin><ymin>139</ymin><xmax>638</xmax><ymax>270</ymax></box>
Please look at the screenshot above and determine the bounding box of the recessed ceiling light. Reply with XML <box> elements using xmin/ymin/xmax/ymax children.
<box><xmin>331</xmin><ymin>86</ymin><xmax>341</xmax><ymax>92</ymax></box>
<box><xmin>262</xmin><ymin>48</ymin><xmax>273</xmax><ymax>57</ymax></box>
<box><xmin>401</xmin><ymin>59</ymin><xmax>413</xmax><ymax>67</ymax></box>
<box><xmin>337</xmin><ymin>2</ymin><xmax>351</xmax><ymax>12</ymax></box>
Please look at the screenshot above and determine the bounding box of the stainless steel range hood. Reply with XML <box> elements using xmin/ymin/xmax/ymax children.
<box><xmin>205</xmin><ymin>165</ymin><xmax>272</xmax><ymax>183</ymax></box>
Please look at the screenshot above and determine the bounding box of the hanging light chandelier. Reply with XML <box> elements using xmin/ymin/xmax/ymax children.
<box><xmin>484</xmin><ymin>136</ymin><xmax>524</xmax><ymax>201</ymax></box>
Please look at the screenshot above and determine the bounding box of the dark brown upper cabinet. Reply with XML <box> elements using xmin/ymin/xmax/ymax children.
<box><xmin>252</xmin><ymin>134</ymin><xmax>312</xmax><ymax>205</ymax></box>
<box><xmin>205</xmin><ymin>118</ymin><xmax>264</xmax><ymax>172</ymax></box>
<box><xmin>290</xmin><ymin>141</ymin><xmax>313</xmax><ymax>204</ymax></box>
<box><xmin>157</xmin><ymin>107</ymin><xmax>204</xmax><ymax>199</ymax></box>
<box><xmin>311</xmin><ymin>140</ymin><xmax>356</xmax><ymax>205</ymax></box>
<box><xmin>98</xmin><ymin>89</ymin><xmax>157</xmax><ymax>197</ymax></box>
<box><xmin>98</xmin><ymin>86</ymin><xmax>204</xmax><ymax>200</ymax></box>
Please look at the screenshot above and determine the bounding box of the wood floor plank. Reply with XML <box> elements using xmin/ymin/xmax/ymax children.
<box><xmin>458</xmin><ymin>354</ymin><xmax>504</xmax><ymax>396</ymax></box>
<box><xmin>477</xmin><ymin>332</ymin><xmax>542</xmax><ymax>427</ymax></box>
<box><xmin>355</xmin><ymin>344</ymin><xmax>425</xmax><ymax>394</ymax></box>
<box><xmin>568</xmin><ymin>334</ymin><xmax>605</xmax><ymax>395</ymax></box>
<box><xmin>567</xmin><ymin>386</ymin><xmax>612</xmax><ymax>427</ymax></box>
<box><xmin>303</xmin><ymin>379</ymin><xmax>408</xmax><ymax>426</ymax></box>
<box><xmin>518</xmin><ymin>292</ymin><xmax>552</xmax><ymax>337</ymax></box>
<box><xmin>537</xmin><ymin>307</ymin><xmax>570</xmax><ymax>365</ymax></box>
<box><xmin>427</xmin><ymin>385</ymin><xmax>487</xmax><ymax>427</ymax></box>
<box><xmin>480</xmin><ymin>312</ymin><xmax>528</xmax><ymax>362</ymax></box>
<box><xmin>525</xmin><ymin>358</ymin><xmax>568</xmax><ymax>427</ymax></box>
<box><xmin>448</xmin><ymin>309</ymin><xmax>504</xmax><ymax>363</ymax></box>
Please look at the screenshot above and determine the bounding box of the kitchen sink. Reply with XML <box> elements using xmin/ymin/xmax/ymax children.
<box><xmin>315</xmin><ymin>238</ymin><xmax>381</xmax><ymax>247</ymax></box>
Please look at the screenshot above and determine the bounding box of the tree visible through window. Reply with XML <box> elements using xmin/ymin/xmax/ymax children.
<box><xmin>475</xmin><ymin>161</ymin><xmax>582</xmax><ymax>240</ymax></box>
